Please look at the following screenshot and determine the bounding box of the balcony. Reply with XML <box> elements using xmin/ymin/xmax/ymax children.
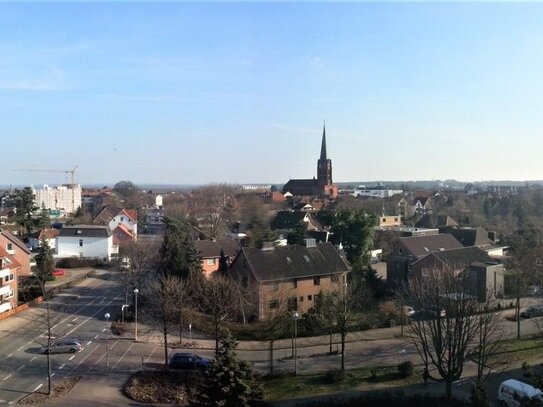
<box><xmin>0</xmin><ymin>285</ymin><xmax>11</xmax><ymax>297</ymax></box>
<box><xmin>0</xmin><ymin>301</ymin><xmax>13</xmax><ymax>314</ymax></box>
<box><xmin>0</xmin><ymin>268</ymin><xmax>9</xmax><ymax>280</ymax></box>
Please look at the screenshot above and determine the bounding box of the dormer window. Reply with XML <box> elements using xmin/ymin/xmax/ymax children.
<box><xmin>286</xmin><ymin>257</ymin><xmax>292</xmax><ymax>264</ymax></box>
<box><xmin>76</xmin><ymin>230</ymin><xmax>82</xmax><ymax>235</ymax></box>
<box><xmin>6</xmin><ymin>243</ymin><xmax>13</xmax><ymax>252</ymax></box>
<box><xmin>303</xmin><ymin>255</ymin><xmax>310</xmax><ymax>263</ymax></box>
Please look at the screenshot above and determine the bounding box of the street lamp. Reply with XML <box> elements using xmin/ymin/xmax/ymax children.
<box><xmin>104</xmin><ymin>312</ymin><xmax>110</xmax><ymax>375</ymax></box>
<box><xmin>121</xmin><ymin>304</ymin><xmax>129</xmax><ymax>323</ymax></box>
<box><xmin>189</xmin><ymin>323</ymin><xmax>192</xmax><ymax>344</ymax></box>
<box><xmin>134</xmin><ymin>288</ymin><xmax>139</xmax><ymax>341</ymax></box>
<box><xmin>292</xmin><ymin>311</ymin><xmax>300</xmax><ymax>376</ymax></box>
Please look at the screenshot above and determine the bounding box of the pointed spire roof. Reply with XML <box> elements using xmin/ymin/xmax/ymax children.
<box><xmin>320</xmin><ymin>122</ymin><xmax>327</xmax><ymax>160</ymax></box>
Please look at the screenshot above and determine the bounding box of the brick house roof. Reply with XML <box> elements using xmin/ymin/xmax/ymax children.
<box><xmin>398</xmin><ymin>234</ymin><xmax>463</xmax><ymax>259</ymax></box>
<box><xmin>194</xmin><ymin>239</ymin><xmax>240</xmax><ymax>259</ymax></box>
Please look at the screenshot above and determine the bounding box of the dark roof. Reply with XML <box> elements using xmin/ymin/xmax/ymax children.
<box><xmin>0</xmin><ymin>229</ymin><xmax>31</xmax><ymax>254</ymax></box>
<box><xmin>270</xmin><ymin>211</ymin><xmax>322</xmax><ymax>230</ymax></box>
<box><xmin>415</xmin><ymin>215</ymin><xmax>459</xmax><ymax>229</ymax></box>
<box><xmin>414</xmin><ymin>246</ymin><xmax>497</xmax><ymax>269</ymax></box>
<box><xmin>399</xmin><ymin>234</ymin><xmax>463</xmax><ymax>258</ymax></box>
<box><xmin>320</xmin><ymin>124</ymin><xmax>327</xmax><ymax>160</ymax></box>
<box><xmin>194</xmin><ymin>239</ymin><xmax>240</xmax><ymax>259</ymax></box>
<box><xmin>240</xmin><ymin>242</ymin><xmax>350</xmax><ymax>282</ymax></box>
<box><xmin>283</xmin><ymin>179</ymin><xmax>319</xmax><ymax>188</ymax></box>
<box><xmin>450</xmin><ymin>228</ymin><xmax>493</xmax><ymax>248</ymax></box>
<box><xmin>58</xmin><ymin>225</ymin><xmax>111</xmax><ymax>238</ymax></box>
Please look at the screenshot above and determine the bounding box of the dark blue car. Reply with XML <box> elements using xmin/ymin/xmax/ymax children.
<box><xmin>168</xmin><ymin>353</ymin><xmax>210</xmax><ymax>370</ymax></box>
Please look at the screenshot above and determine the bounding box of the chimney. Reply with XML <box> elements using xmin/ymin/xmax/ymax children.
<box><xmin>304</xmin><ymin>238</ymin><xmax>317</xmax><ymax>248</ymax></box>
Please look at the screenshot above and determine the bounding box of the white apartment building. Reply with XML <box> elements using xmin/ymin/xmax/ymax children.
<box><xmin>33</xmin><ymin>184</ymin><xmax>82</xmax><ymax>214</ymax></box>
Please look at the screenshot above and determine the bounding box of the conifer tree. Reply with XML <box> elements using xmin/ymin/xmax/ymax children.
<box><xmin>190</xmin><ymin>331</ymin><xmax>262</xmax><ymax>407</ymax></box>
<box><xmin>159</xmin><ymin>217</ymin><xmax>202</xmax><ymax>279</ymax></box>
<box><xmin>34</xmin><ymin>238</ymin><xmax>54</xmax><ymax>282</ymax></box>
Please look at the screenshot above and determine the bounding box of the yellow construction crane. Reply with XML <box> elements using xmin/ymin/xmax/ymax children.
<box><xmin>14</xmin><ymin>165</ymin><xmax>79</xmax><ymax>186</ymax></box>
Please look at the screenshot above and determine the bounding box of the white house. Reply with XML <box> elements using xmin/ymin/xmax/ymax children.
<box><xmin>155</xmin><ymin>195</ymin><xmax>163</xmax><ymax>208</ymax></box>
<box><xmin>56</xmin><ymin>225</ymin><xmax>117</xmax><ymax>260</ymax></box>
<box><xmin>108</xmin><ymin>209</ymin><xmax>138</xmax><ymax>238</ymax></box>
<box><xmin>352</xmin><ymin>183</ymin><xmax>403</xmax><ymax>199</ymax></box>
<box><xmin>28</xmin><ymin>229</ymin><xmax>60</xmax><ymax>252</ymax></box>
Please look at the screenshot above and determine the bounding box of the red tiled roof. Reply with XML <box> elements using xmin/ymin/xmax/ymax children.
<box><xmin>123</xmin><ymin>209</ymin><xmax>138</xmax><ymax>223</ymax></box>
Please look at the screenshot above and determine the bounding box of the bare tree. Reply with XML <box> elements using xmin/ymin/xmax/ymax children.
<box><xmin>119</xmin><ymin>240</ymin><xmax>159</xmax><ymax>304</ymax></box>
<box><xmin>401</xmin><ymin>268</ymin><xmax>491</xmax><ymax>400</ymax></box>
<box><xmin>193</xmin><ymin>274</ymin><xmax>236</xmax><ymax>354</ymax></box>
<box><xmin>145</xmin><ymin>274</ymin><xmax>186</xmax><ymax>369</ymax></box>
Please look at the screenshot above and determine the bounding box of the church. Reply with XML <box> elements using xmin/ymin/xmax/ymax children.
<box><xmin>282</xmin><ymin>125</ymin><xmax>339</xmax><ymax>198</ymax></box>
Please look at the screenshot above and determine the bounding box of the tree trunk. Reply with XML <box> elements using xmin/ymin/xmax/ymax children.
<box><xmin>214</xmin><ymin>314</ymin><xmax>219</xmax><ymax>355</ymax></box>
<box><xmin>516</xmin><ymin>295</ymin><xmax>521</xmax><ymax>339</ymax></box>
<box><xmin>163</xmin><ymin>320</ymin><xmax>169</xmax><ymax>370</ymax></box>
<box><xmin>446</xmin><ymin>379</ymin><xmax>452</xmax><ymax>400</ymax></box>
<box><xmin>269</xmin><ymin>339</ymin><xmax>274</xmax><ymax>375</ymax></box>
<box><xmin>329</xmin><ymin>328</ymin><xmax>333</xmax><ymax>354</ymax></box>
<box><xmin>340</xmin><ymin>331</ymin><xmax>346</xmax><ymax>371</ymax></box>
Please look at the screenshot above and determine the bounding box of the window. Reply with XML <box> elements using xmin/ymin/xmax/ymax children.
<box><xmin>394</xmin><ymin>217</ymin><xmax>398</xmax><ymax>222</ymax></box>
<box><xmin>120</xmin><ymin>216</ymin><xmax>124</xmax><ymax>221</ymax></box>
<box><xmin>313</xmin><ymin>276</ymin><xmax>320</xmax><ymax>286</ymax></box>
<box><xmin>292</xmin><ymin>279</ymin><xmax>297</xmax><ymax>289</ymax></box>
<box><xmin>6</xmin><ymin>243</ymin><xmax>12</xmax><ymax>251</ymax></box>
<box><xmin>398</xmin><ymin>248</ymin><xmax>403</xmax><ymax>254</ymax></box>
<box><xmin>206</xmin><ymin>259</ymin><xmax>216</xmax><ymax>265</ymax></box>
<box><xmin>286</xmin><ymin>257</ymin><xmax>292</xmax><ymax>264</ymax></box>
<box><xmin>303</xmin><ymin>255</ymin><xmax>310</xmax><ymax>263</ymax></box>
<box><xmin>79</xmin><ymin>239</ymin><xmax>83</xmax><ymax>247</ymax></box>
<box><xmin>299</xmin><ymin>296</ymin><xmax>304</xmax><ymax>302</ymax></box>
<box><xmin>4</xmin><ymin>273</ymin><xmax>14</xmax><ymax>283</ymax></box>
<box><xmin>287</xmin><ymin>297</ymin><xmax>297</xmax><ymax>311</ymax></box>
<box><xmin>269</xmin><ymin>300</ymin><xmax>279</xmax><ymax>310</ymax></box>
<box><xmin>308</xmin><ymin>295</ymin><xmax>313</xmax><ymax>301</ymax></box>
<box><xmin>382</xmin><ymin>218</ymin><xmax>386</xmax><ymax>223</ymax></box>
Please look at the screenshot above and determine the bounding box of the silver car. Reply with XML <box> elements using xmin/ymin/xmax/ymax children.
<box><xmin>41</xmin><ymin>339</ymin><xmax>82</xmax><ymax>354</ymax></box>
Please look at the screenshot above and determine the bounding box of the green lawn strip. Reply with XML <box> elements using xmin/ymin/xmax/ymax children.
<box><xmin>493</xmin><ymin>336</ymin><xmax>543</xmax><ymax>362</ymax></box>
<box><xmin>262</xmin><ymin>366</ymin><xmax>418</xmax><ymax>400</ymax></box>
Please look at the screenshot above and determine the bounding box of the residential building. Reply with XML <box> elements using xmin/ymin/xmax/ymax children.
<box><xmin>450</xmin><ymin>227</ymin><xmax>508</xmax><ymax>258</ymax></box>
<box><xmin>411</xmin><ymin>246</ymin><xmax>504</xmax><ymax>302</ymax></box>
<box><xmin>387</xmin><ymin>233</ymin><xmax>463</xmax><ymax>287</ymax></box>
<box><xmin>56</xmin><ymin>225</ymin><xmax>117</xmax><ymax>260</ymax></box>
<box><xmin>378</xmin><ymin>215</ymin><xmax>402</xmax><ymax>227</ymax></box>
<box><xmin>352</xmin><ymin>183</ymin><xmax>403</xmax><ymax>199</ymax></box>
<box><xmin>93</xmin><ymin>205</ymin><xmax>137</xmax><ymax>239</ymax></box>
<box><xmin>282</xmin><ymin>125</ymin><xmax>338</xmax><ymax>198</ymax></box>
<box><xmin>270</xmin><ymin>211</ymin><xmax>323</xmax><ymax>238</ymax></box>
<box><xmin>229</xmin><ymin>239</ymin><xmax>350</xmax><ymax>321</ymax></box>
<box><xmin>194</xmin><ymin>239</ymin><xmax>240</xmax><ymax>278</ymax></box>
<box><xmin>28</xmin><ymin>228</ymin><xmax>60</xmax><ymax>252</ymax></box>
<box><xmin>0</xmin><ymin>229</ymin><xmax>31</xmax><ymax>314</ymax></box>
<box><xmin>0</xmin><ymin>229</ymin><xmax>31</xmax><ymax>277</ymax></box>
<box><xmin>33</xmin><ymin>184</ymin><xmax>82</xmax><ymax>214</ymax></box>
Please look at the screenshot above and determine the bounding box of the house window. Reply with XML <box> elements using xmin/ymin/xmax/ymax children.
<box><xmin>287</xmin><ymin>297</ymin><xmax>297</xmax><ymax>311</ymax></box>
<box><xmin>303</xmin><ymin>255</ymin><xmax>310</xmax><ymax>263</ymax></box>
<box><xmin>206</xmin><ymin>259</ymin><xmax>216</xmax><ymax>265</ymax></box>
<box><xmin>121</xmin><ymin>216</ymin><xmax>124</xmax><ymax>221</ymax></box>
<box><xmin>6</xmin><ymin>243</ymin><xmax>12</xmax><ymax>251</ymax></box>
<box><xmin>394</xmin><ymin>218</ymin><xmax>398</xmax><ymax>222</ymax></box>
<box><xmin>292</xmin><ymin>279</ymin><xmax>297</xmax><ymax>289</ymax></box>
<box><xmin>299</xmin><ymin>296</ymin><xmax>304</xmax><ymax>302</ymax></box>
<box><xmin>286</xmin><ymin>257</ymin><xmax>292</xmax><ymax>264</ymax></box>
<box><xmin>313</xmin><ymin>276</ymin><xmax>320</xmax><ymax>286</ymax></box>
<box><xmin>5</xmin><ymin>273</ymin><xmax>14</xmax><ymax>283</ymax></box>
<box><xmin>398</xmin><ymin>248</ymin><xmax>403</xmax><ymax>254</ymax></box>
<box><xmin>269</xmin><ymin>300</ymin><xmax>279</xmax><ymax>310</ymax></box>
<box><xmin>79</xmin><ymin>239</ymin><xmax>83</xmax><ymax>247</ymax></box>
<box><xmin>308</xmin><ymin>295</ymin><xmax>313</xmax><ymax>301</ymax></box>
<box><xmin>382</xmin><ymin>218</ymin><xmax>386</xmax><ymax>223</ymax></box>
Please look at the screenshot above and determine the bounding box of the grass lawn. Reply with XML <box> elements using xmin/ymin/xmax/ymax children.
<box><xmin>262</xmin><ymin>365</ymin><xmax>419</xmax><ymax>400</ymax></box>
<box><xmin>493</xmin><ymin>336</ymin><xmax>543</xmax><ymax>363</ymax></box>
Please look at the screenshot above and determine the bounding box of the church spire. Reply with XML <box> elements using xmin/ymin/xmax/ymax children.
<box><xmin>320</xmin><ymin>122</ymin><xmax>327</xmax><ymax>160</ymax></box>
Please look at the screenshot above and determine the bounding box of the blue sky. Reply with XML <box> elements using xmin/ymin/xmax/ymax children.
<box><xmin>1</xmin><ymin>2</ymin><xmax>543</xmax><ymax>186</ymax></box>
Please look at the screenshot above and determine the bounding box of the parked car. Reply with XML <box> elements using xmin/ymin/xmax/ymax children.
<box><xmin>498</xmin><ymin>379</ymin><xmax>543</xmax><ymax>407</ymax></box>
<box><xmin>422</xmin><ymin>306</ymin><xmax>446</xmax><ymax>318</ymax></box>
<box><xmin>168</xmin><ymin>353</ymin><xmax>210</xmax><ymax>370</ymax></box>
<box><xmin>52</xmin><ymin>268</ymin><xmax>65</xmax><ymax>276</ymax></box>
<box><xmin>40</xmin><ymin>339</ymin><xmax>82</xmax><ymax>354</ymax></box>
<box><xmin>520</xmin><ymin>306</ymin><xmax>543</xmax><ymax>318</ymax></box>
<box><xmin>403</xmin><ymin>306</ymin><xmax>416</xmax><ymax>317</ymax></box>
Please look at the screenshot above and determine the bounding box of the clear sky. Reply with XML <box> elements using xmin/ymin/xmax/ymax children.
<box><xmin>1</xmin><ymin>1</ymin><xmax>543</xmax><ymax>186</ymax></box>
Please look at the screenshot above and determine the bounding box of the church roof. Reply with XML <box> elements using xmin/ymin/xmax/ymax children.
<box><xmin>320</xmin><ymin>123</ymin><xmax>327</xmax><ymax>160</ymax></box>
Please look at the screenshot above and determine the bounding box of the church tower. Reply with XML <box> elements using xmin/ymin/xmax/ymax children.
<box><xmin>317</xmin><ymin>124</ymin><xmax>332</xmax><ymax>186</ymax></box>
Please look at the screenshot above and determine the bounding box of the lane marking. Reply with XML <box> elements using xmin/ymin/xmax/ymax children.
<box><xmin>69</xmin><ymin>355</ymin><xmax>75</xmax><ymax>361</ymax></box>
<box><xmin>59</xmin><ymin>363</ymin><xmax>65</xmax><ymax>370</ymax></box>
<box><xmin>32</xmin><ymin>384</ymin><xmax>43</xmax><ymax>392</ymax></box>
<box><xmin>16</xmin><ymin>346</ymin><xmax>24</xmax><ymax>352</ymax></box>
<box><xmin>30</xmin><ymin>356</ymin><xmax>37</xmax><ymax>361</ymax></box>
<box><xmin>5</xmin><ymin>354</ymin><xmax>12</xmax><ymax>359</ymax></box>
<box><xmin>112</xmin><ymin>341</ymin><xmax>136</xmax><ymax>369</ymax></box>
<box><xmin>51</xmin><ymin>373</ymin><xmax>55</xmax><ymax>377</ymax></box>
<box><xmin>16</xmin><ymin>365</ymin><xmax>25</xmax><ymax>371</ymax></box>
<box><xmin>2</xmin><ymin>374</ymin><xmax>12</xmax><ymax>381</ymax></box>
<box><xmin>87</xmin><ymin>341</ymin><xmax>92</xmax><ymax>345</ymax></box>
<box><xmin>94</xmin><ymin>334</ymin><xmax>99</xmax><ymax>339</ymax></box>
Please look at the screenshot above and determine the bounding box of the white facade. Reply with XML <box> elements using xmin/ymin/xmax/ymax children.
<box><xmin>155</xmin><ymin>195</ymin><xmax>163</xmax><ymax>208</ymax></box>
<box><xmin>108</xmin><ymin>212</ymin><xmax>138</xmax><ymax>237</ymax></box>
<box><xmin>28</xmin><ymin>236</ymin><xmax>57</xmax><ymax>253</ymax></box>
<box><xmin>33</xmin><ymin>184</ymin><xmax>82</xmax><ymax>214</ymax></box>
<box><xmin>56</xmin><ymin>226</ymin><xmax>116</xmax><ymax>260</ymax></box>
<box><xmin>352</xmin><ymin>184</ymin><xmax>403</xmax><ymax>199</ymax></box>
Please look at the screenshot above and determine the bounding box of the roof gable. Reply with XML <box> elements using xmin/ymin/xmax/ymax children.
<box><xmin>399</xmin><ymin>234</ymin><xmax>463</xmax><ymax>258</ymax></box>
<box><xmin>195</xmin><ymin>239</ymin><xmax>240</xmax><ymax>259</ymax></box>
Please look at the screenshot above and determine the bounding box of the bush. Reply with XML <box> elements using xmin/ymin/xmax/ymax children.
<box><xmin>522</xmin><ymin>361</ymin><xmax>534</xmax><ymax>377</ymax></box>
<box><xmin>324</xmin><ymin>369</ymin><xmax>345</xmax><ymax>384</ymax></box>
<box><xmin>470</xmin><ymin>383</ymin><xmax>490</xmax><ymax>407</ymax></box>
<box><xmin>397</xmin><ymin>361</ymin><xmax>414</xmax><ymax>378</ymax></box>
<box><xmin>111</xmin><ymin>322</ymin><xmax>127</xmax><ymax>336</ymax></box>
<box><xmin>55</xmin><ymin>257</ymin><xmax>104</xmax><ymax>269</ymax></box>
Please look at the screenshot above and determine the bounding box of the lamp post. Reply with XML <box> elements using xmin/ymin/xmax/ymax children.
<box><xmin>292</xmin><ymin>311</ymin><xmax>300</xmax><ymax>376</ymax></box>
<box><xmin>104</xmin><ymin>312</ymin><xmax>110</xmax><ymax>375</ymax></box>
<box><xmin>134</xmin><ymin>288</ymin><xmax>139</xmax><ymax>341</ymax></box>
<box><xmin>189</xmin><ymin>323</ymin><xmax>192</xmax><ymax>344</ymax></box>
<box><xmin>121</xmin><ymin>304</ymin><xmax>128</xmax><ymax>323</ymax></box>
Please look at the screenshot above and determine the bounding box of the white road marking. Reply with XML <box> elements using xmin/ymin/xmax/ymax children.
<box><xmin>69</xmin><ymin>355</ymin><xmax>75</xmax><ymax>361</ymax></box>
<box><xmin>72</xmin><ymin>318</ymin><xmax>78</xmax><ymax>322</ymax></box>
<box><xmin>5</xmin><ymin>354</ymin><xmax>12</xmax><ymax>359</ymax></box>
<box><xmin>59</xmin><ymin>363</ymin><xmax>65</xmax><ymax>369</ymax></box>
<box><xmin>51</xmin><ymin>373</ymin><xmax>55</xmax><ymax>377</ymax></box>
<box><xmin>16</xmin><ymin>346</ymin><xmax>24</xmax><ymax>352</ymax></box>
<box><xmin>2</xmin><ymin>374</ymin><xmax>12</xmax><ymax>381</ymax></box>
<box><xmin>32</xmin><ymin>383</ymin><xmax>43</xmax><ymax>392</ymax></box>
<box><xmin>30</xmin><ymin>356</ymin><xmax>37</xmax><ymax>361</ymax></box>
<box><xmin>112</xmin><ymin>341</ymin><xmax>136</xmax><ymax>369</ymax></box>
<box><xmin>87</xmin><ymin>341</ymin><xmax>92</xmax><ymax>345</ymax></box>
<box><xmin>94</xmin><ymin>334</ymin><xmax>99</xmax><ymax>339</ymax></box>
<box><xmin>16</xmin><ymin>365</ymin><xmax>25</xmax><ymax>371</ymax></box>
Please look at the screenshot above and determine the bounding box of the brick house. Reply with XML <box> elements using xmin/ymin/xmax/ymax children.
<box><xmin>0</xmin><ymin>229</ymin><xmax>31</xmax><ymax>314</ymax></box>
<box><xmin>229</xmin><ymin>239</ymin><xmax>350</xmax><ymax>321</ymax></box>
<box><xmin>0</xmin><ymin>229</ymin><xmax>31</xmax><ymax>277</ymax></box>
<box><xmin>194</xmin><ymin>239</ymin><xmax>240</xmax><ymax>278</ymax></box>
<box><xmin>387</xmin><ymin>233</ymin><xmax>463</xmax><ymax>287</ymax></box>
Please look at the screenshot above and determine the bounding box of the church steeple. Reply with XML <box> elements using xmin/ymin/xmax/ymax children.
<box><xmin>320</xmin><ymin>123</ymin><xmax>327</xmax><ymax>160</ymax></box>
<box><xmin>317</xmin><ymin>122</ymin><xmax>332</xmax><ymax>186</ymax></box>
